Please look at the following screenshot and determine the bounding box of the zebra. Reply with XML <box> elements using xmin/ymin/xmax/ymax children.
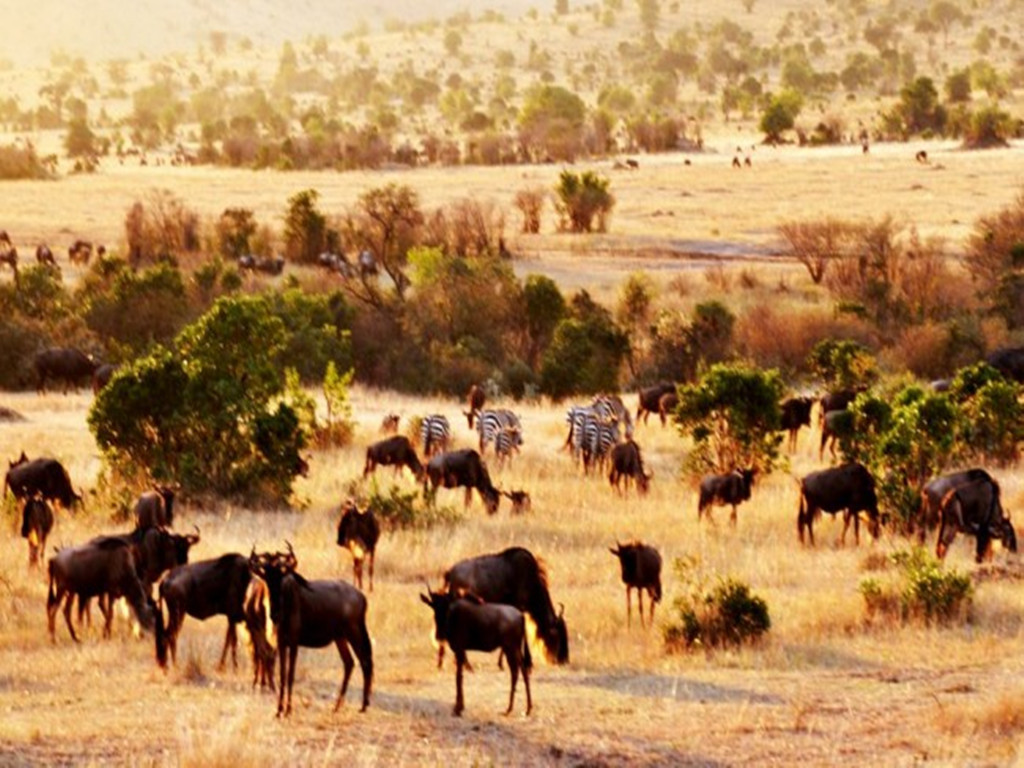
<box><xmin>591</xmin><ymin>394</ymin><xmax>634</xmax><ymax>438</ymax></box>
<box><xmin>493</xmin><ymin>427</ymin><xmax>523</xmax><ymax>466</ymax></box>
<box><xmin>584</xmin><ymin>418</ymin><xmax>621</xmax><ymax>474</ymax></box>
<box><xmin>565</xmin><ymin>405</ymin><xmax>597</xmax><ymax>460</ymax></box>
<box><xmin>420</xmin><ymin>414</ymin><xmax>451</xmax><ymax>457</ymax></box>
<box><xmin>476</xmin><ymin>409</ymin><xmax>522</xmax><ymax>455</ymax></box>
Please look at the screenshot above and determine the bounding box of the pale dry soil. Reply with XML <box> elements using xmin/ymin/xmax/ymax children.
<box><xmin>1</xmin><ymin>390</ymin><xmax>1023</xmax><ymax>766</ymax></box>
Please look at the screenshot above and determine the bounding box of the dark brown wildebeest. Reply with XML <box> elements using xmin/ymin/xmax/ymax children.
<box><xmin>21</xmin><ymin>497</ymin><xmax>54</xmax><ymax>568</ymax></box>
<box><xmin>443</xmin><ymin>547</ymin><xmax>569</xmax><ymax>666</ymax></box>
<box><xmin>420</xmin><ymin>590</ymin><xmax>532</xmax><ymax>717</ymax></box>
<box><xmin>0</xmin><ymin>232</ymin><xmax>17</xmax><ymax>274</ymax></box>
<box><xmin>336</xmin><ymin>499</ymin><xmax>380</xmax><ymax>591</ymax></box>
<box><xmin>363</xmin><ymin>435</ymin><xmax>424</xmax><ymax>480</ymax></box>
<box><xmin>798</xmin><ymin>463</ymin><xmax>880</xmax><ymax>546</ymax></box>
<box><xmin>657</xmin><ymin>391</ymin><xmax>678</xmax><ymax>426</ymax></box>
<box><xmin>249</xmin><ymin>545</ymin><xmax>373</xmax><ymax>716</ymax></box>
<box><xmin>819</xmin><ymin>387</ymin><xmax>862</xmax><ymax>421</ymax></box>
<box><xmin>936</xmin><ymin>476</ymin><xmax>1018</xmax><ymax>563</ymax></box>
<box><xmin>4</xmin><ymin>455</ymin><xmax>81</xmax><ymax>511</ymax></box>
<box><xmin>608</xmin><ymin>439</ymin><xmax>650</xmax><ymax>495</ymax></box>
<box><xmin>243</xmin><ymin>575</ymin><xmax>276</xmax><ymax>691</ymax></box>
<box><xmin>134</xmin><ymin>486</ymin><xmax>176</xmax><ymax>530</ymax></box>
<box><xmin>636</xmin><ymin>382</ymin><xmax>676</xmax><ymax>425</ymax></box>
<box><xmin>915</xmin><ymin>150</ymin><xmax>929</xmax><ymax>163</ymax></box>
<box><xmin>609</xmin><ymin>541</ymin><xmax>662</xmax><ymax>628</ymax></box>
<box><xmin>32</xmin><ymin>348</ymin><xmax>99</xmax><ymax>393</ymax></box>
<box><xmin>464</xmin><ymin>384</ymin><xmax>486</xmax><ymax>429</ymax></box>
<box><xmin>35</xmin><ymin>244</ymin><xmax>56</xmax><ymax>267</ymax></box>
<box><xmin>154</xmin><ymin>553</ymin><xmax>252</xmax><ymax>670</ymax></box>
<box><xmin>91</xmin><ymin>363</ymin><xmax>118</xmax><ymax>394</ymax></box>
<box><xmin>918</xmin><ymin>468</ymin><xmax>993</xmax><ymax>542</ymax></box>
<box><xmin>68</xmin><ymin>240</ymin><xmax>93</xmax><ymax>265</ymax></box>
<box><xmin>425</xmin><ymin>449</ymin><xmax>501</xmax><ymax>514</ymax></box>
<box><xmin>819</xmin><ymin>409</ymin><xmax>852</xmax><ymax>461</ymax></box>
<box><xmin>698</xmin><ymin>468</ymin><xmax>757</xmax><ymax>526</ymax></box>
<box><xmin>985</xmin><ymin>346</ymin><xmax>1024</xmax><ymax>383</ymax></box>
<box><xmin>47</xmin><ymin>539</ymin><xmax>155</xmax><ymax>642</ymax></box>
<box><xmin>780</xmin><ymin>396</ymin><xmax>815</xmax><ymax>452</ymax></box>
<box><xmin>501</xmin><ymin>489</ymin><xmax>531</xmax><ymax>515</ymax></box>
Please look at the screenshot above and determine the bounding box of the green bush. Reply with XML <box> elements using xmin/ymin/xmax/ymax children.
<box><xmin>664</xmin><ymin>557</ymin><xmax>771</xmax><ymax>651</ymax></box>
<box><xmin>860</xmin><ymin>548</ymin><xmax>973</xmax><ymax>625</ymax></box>
<box><xmin>553</xmin><ymin>170</ymin><xmax>614</xmax><ymax>233</ymax></box>
<box><xmin>365</xmin><ymin>482</ymin><xmax>462</xmax><ymax>531</ymax></box>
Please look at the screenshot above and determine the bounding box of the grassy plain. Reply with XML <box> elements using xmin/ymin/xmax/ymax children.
<box><xmin>1</xmin><ymin>384</ymin><xmax>1023</xmax><ymax>766</ymax></box>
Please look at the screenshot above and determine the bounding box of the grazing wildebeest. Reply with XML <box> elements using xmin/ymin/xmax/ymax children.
<box><xmin>636</xmin><ymin>382</ymin><xmax>676</xmax><ymax>425</ymax></box>
<box><xmin>249</xmin><ymin>545</ymin><xmax>373</xmax><ymax>716</ymax></box>
<box><xmin>464</xmin><ymin>384</ymin><xmax>486</xmax><ymax>429</ymax></box>
<box><xmin>698</xmin><ymin>468</ymin><xmax>757</xmax><ymax>526</ymax></box>
<box><xmin>21</xmin><ymin>497</ymin><xmax>54</xmax><ymax>568</ymax></box>
<box><xmin>420</xmin><ymin>414</ymin><xmax>451</xmax><ymax>457</ymax></box>
<box><xmin>0</xmin><ymin>242</ymin><xmax>16</xmax><ymax>272</ymax></box>
<box><xmin>363</xmin><ymin>435</ymin><xmax>424</xmax><ymax>480</ymax></box>
<box><xmin>91</xmin><ymin>363</ymin><xmax>118</xmax><ymax>394</ymax></box>
<box><xmin>918</xmin><ymin>468</ymin><xmax>995</xmax><ymax>543</ymax></box>
<box><xmin>501</xmin><ymin>489</ymin><xmax>531</xmax><ymax>515</ymax></box>
<box><xmin>819</xmin><ymin>409</ymin><xmax>852</xmax><ymax>461</ymax></box>
<box><xmin>47</xmin><ymin>539</ymin><xmax>155</xmax><ymax>642</ymax></box>
<box><xmin>4</xmin><ymin>455</ymin><xmax>81</xmax><ymax>510</ymax></box>
<box><xmin>936</xmin><ymin>478</ymin><xmax>1018</xmax><ymax>563</ymax></box>
<box><xmin>985</xmin><ymin>346</ymin><xmax>1024</xmax><ymax>383</ymax></box>
<box><xmin>380</xmin><ymin>412</ymin><xmax>400</xmax><ymax>433</ymax></box>
<box><xmin>420</xmin><ymin>590</ymin><xmax>532</xmax><ymax>717</ymax></box>
<box><xmin>243</xmin><ymin>576</ymin><xmax>276</xmax><ymax>691</ymax></box>
<box><xmin>336</xmin><ymin>499</ymin><xmax>381</xmax><ymax>591</ymax></box>
<box><xmin>425</xmin><ymin>449</ymin><xmax>501</xmax><ymax>514</ymax></box>
<box><xmin>134</xmin><ymin>486</ymin><xmax>176</xmax><ymax>530</ymax></box>
<box><xmin>609</xmin><ymin>541</ymin><xmax>662</xmax><ymax>628</ymax></box>
<box><xmin>443</xmin><ymin>547</ymin><xmax>569</xmax><ymax>666</ymax></box>
<box><xmin>608</xmin><ymin>439</ymin><xmax>650</xmax><ymax>495</ymax></box>
<box><xmin>657</xmin><ymin>391</ymin><xmax>678</xmax><ymax>426</ymax></box>
<box><xmin>798</xmin><ymin>463</ymin><xmax>880</xmax><ymax>546</ymax></box>
<box><xmin>32</xmin><ymin>348</ymin><xmax>99</xmax><ymax>393</ymax></box>
<box><xmin>154</xmin><ymin>553</ymin><xmax>252</xmax><ymax>670</ymax></box>
<box><xmin>780</xmin><ymin>396</ymin><xmax>815</xmax><ymax>452</ymax></box>
<box><xmin>35</xmin><ymin>244</ymin><xmax>56</xmax><ymax>267</ymax></box>
<box><xmin>68</xmin><ymin>240</ymin><xmax>93</xmax><ymax>265</ymax></box>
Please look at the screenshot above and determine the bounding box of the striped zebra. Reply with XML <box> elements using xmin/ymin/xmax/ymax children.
<box><xmin>583</xmin><ymin>417</ymin><xmax>621</xmax><ymax>474</ymax></box>
<box><xmin>476</xmin><ymin>409</ymin><xmax>522</xmax><ymax>454</ymax></box>
<box><xmin>565</xmin><ymin>405</ymin><xmax>596</xmax><ymax>461</ymax></box>
<box><xmin>591</xmin><ymin>394</ymin><xmax>634</xmax><ymax>438</ymax></box>
<box><xmin>420</xmin><ymin>414</ymin><xmax>451</xmax><ymax>457</ymax></box>
<box><xmin>493</xmin><ymin>427</ymin><xmax>523</xmax><ymax>466</ymax></box>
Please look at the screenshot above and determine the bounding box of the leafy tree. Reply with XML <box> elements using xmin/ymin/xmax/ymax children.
<box><xmin>896</xmin><ymin>77</ymin><xmax>946</xmax><ymax>135</ymax></box>
<box><xmin>945</xmin><ymin>69</ymin><xmax>972</xmax><ymax>103</ymax></box>
<box><xmin>518</xmin><ymin>84</ymin><xmax>586</xmax><ymax>161</ymax></box>
<box><xmin>283</xmin><ymin>189</ymin><xmax>327</xmax><ymax>265</ymax></box>
<box><xmin>759</xmin><ymin>90</ymin><xmax>803</xmax><ymax>143</ymax></box>
<box><xmin>930</xmin><ymin>0</ymin><xmax>967</xmax><ymax>47</ymax></box>
<box><xmin>443</xmin><ymin>30</ymin><xmax>463</xmax><ymax>56</ymax></box>
<box><xmin>674</xmin><ymin>364</ymin><xmax>784</xmax><ymax>475</ymax></box>
<box><xmin>65</xmin><ymin>117</ymin><xmax>97</xmax><ymax>159</ymax></box>
<box><xmin>216</xmin><ymin>208</ymin><xmax>258</xmax><ymax>259</ymax></box>
<box><xmin>777</xmin><ymin>218</ymin><xmax>852</xmax><ymax>284</ymax></box>
<box><xmin>808</xmin><ymin>339</ymin><xmax>878</xmax><ymax>390</ymax></box>
<box><xmin>523</xmin><ymin>274</ymin><xmax>566</xmax><ymax>368</ymax></box>
<box><xmin>963</xmin><ymin>105</ymin><xmax>1012</xmax><ymax>149</ymax></box>
<box><xmin>553</xmin><ymin>170</ymin><xmax>614</xmax><ymax>233</ymax></box>
<box><xmin>948</xmin><ymin>363</ymin><xmax>1024</xmax><ymax>465</ymax></box>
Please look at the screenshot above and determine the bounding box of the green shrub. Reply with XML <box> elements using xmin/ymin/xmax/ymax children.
<box><xmin>664</xmin><ymin>556</ymin><xmax>771</xmax><ymax>651</ymax></box>
<box><xmin>859</xmin><ymin>548</ymin><xmax>973</xmax><ymax>625</ymax></box>
<box><xmin>553</xmin><ymin>170</ymin><xmax>614</xmax><ymax>233</ymax></box>
<box><xmin>365</xmin><ymin>482</ymin><xmax>462</xmax><ymax>531</ymax></box>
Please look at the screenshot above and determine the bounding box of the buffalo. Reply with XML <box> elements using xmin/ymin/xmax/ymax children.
<box><xmin>798</xmin><ymin>463</ymin><xmax>880</xmax><ymax>546</ymax></box>
<box><xmin>936</xmin><ymin>475</ymin><xmax>1018</xmax><ymax>563</ymax></box>
<box><xmin>608</xmin><ymin>439</ymin><xmax>650</xmax><ymax>495</ymax></box>
<box><xmin>780</xmin><ymin>396</ymin><xmax>815</xmax><ymax>452</ymax></box>
<box><xmin>336</xmin><ymin>499</ymin><xmax>380</xmax><ymax>591</ymax></box>
<box><xmin>609</xmin><ymin>541</ymin><xmax>662</xmax><ymax>628</ymax></box>
<box><xmin>363</xmin><ymin>435</ymin><xmax>424</xmax><ymax>481</ymax></box>
<box><xmin>32</xmin><ymin>348</ymin><xmax>99</xmax><ymax>393</ymax></box>
<box><xmin>425</xmin><ymin>449</ymin><xmax>500</xmax><ymax>514</ymax></box>
<box><xmin>4</xmin><ymin>455</ymin><xmax>81</xmax><ymax>511</ymax></box>
<box><xmin>21</xmin><ymin>497</ymin><xmax>54</xmax><ymax>568</ymax></box>
<box><xmin>698</xmin><ymin>468</ymin><xmax>757</xmax><ymax>526</ymax></box>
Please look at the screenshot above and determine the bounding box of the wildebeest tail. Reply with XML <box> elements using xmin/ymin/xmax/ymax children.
<box><xmin>154</xmin><ymin>595</ymin><xmax>168</xmax><ymax>668</ymax></box>
<box><xmin>46</xmin><ymin>560</ymin><xmax>57</xmax><ymax>611</ymax></box>
<box><xmin>522</xmin><ymin>619</ymin><xmax>533</xmax><ymax>672</ymax></box>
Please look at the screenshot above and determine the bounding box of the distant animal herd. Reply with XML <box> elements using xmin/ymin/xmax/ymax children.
<box><xmin>4</xmin><ymin>356</ymin><xmax>1020</xmax><ymax>717</ymax></box>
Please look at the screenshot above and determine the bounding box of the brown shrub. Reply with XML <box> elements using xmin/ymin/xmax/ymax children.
<box><xmin>514</xmin><ymin>186</ymin><xmax>545</xmax><ymax>234</ymax></box>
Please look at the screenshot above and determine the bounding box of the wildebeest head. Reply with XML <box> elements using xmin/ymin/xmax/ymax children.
<box><xmin>482</xmin><ymin>485</ymin><xmax>501</xmax><ymax>515</ymax></box>
<box><xmin>174</xmin><ymin>526</ymin><xmax>201</xmax><ymax>562</ymax></box>
<box><xmin>1000</xmin><ymin>518</ymin><xmax>1018</xmax><ymax>554</ymax></box>
<box><xmin>419</xmin><ymin>587</ymin><xmax>454</xmax><ymax>644</ymax></box>
<box><xmin>550</xmin><ymin>603</ymin><xmax>569</xmax><ymax>664</ymax></box>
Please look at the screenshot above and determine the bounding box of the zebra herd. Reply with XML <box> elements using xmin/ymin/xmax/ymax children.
<box><xmin>420</xmin><ymin>410</ymin><xmax>524</xmax><ymax>465</ymax></box>
<box><xmin>565</xmin><ymin>395</ymin><xmax>634</xmax><ymax>474</ymax></box>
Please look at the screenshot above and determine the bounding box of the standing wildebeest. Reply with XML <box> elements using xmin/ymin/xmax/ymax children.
<box><xmin>420</xmin><ymin>414</ymin><xmax>452</xmax><ymax>457</ymax></box>
<box><xmin>443</xmin><ymin>547</ymin><xmax>569</xmax><ymax>666</ymax></box>
<box><xmin>250</xmin><ymin>545</ymin><xmax>373</xmax><ymax>716</ymax></box>
<box><xmin>425</xmin><ymin>449</ymin><xmax>501</xmax><ymax>514</ymax></box>
<box><xmin>134</xmin><ymin>486</ymin><xmax>176</xmax><ymax>530</ymax></box>
<box><xmin>154</xmin><ymin>553</ymin><xmax>252</xmax><ymax>670</ymax></box>
<box><xmin>32</xmin><ymin>347</ymin><xmax>99</xmax><ymax>393</ymax></box>
<box><xmin>337</xmin><ymin>499</ymin><xmax>381</xmax><ymax>591</ymax></box>
<box><xmin>819</xmin><ymin>409</ymin><xmax>853</xmax><ymax>461</ymax></box>
<box><xmin>919</xmin><ymin>468</ymin><xmax>995</xmax><ymax>543</ymax></box>
<box><xmin>363</xmin><ymin>435</ymin><xmax>424</xmax><ymax>480</ymax></box>
<box><xmin>985</xmin><ymin>346</ymin><xmax>1024</xmax><ymax>383</ymax></box>
<box><xmin>91</xmin><ymin>363</ymin><xmax>118</xmax><ymax>394</ymax></box>
<box><xmin>47</xmin><ymin>539</ymin><xmax>155</xmax><ymax>642</ymax></box>
<box><xmin>0</xmin><ymin>233</ymin><xmax>17</xmax><ymax>274</ymax></box>
<box><xmin>420</xmin><ymin>590</ymin><xmax>532</xmax><ymax>717</ymax></box>
<box><xmin>4</xmin><ymin>455</ymin><xmax>81</xmax><ymax>510</ymax></box>
<box><xmin>35</xmin><ymin>244</ymin><xmax>56</xmax><ymax>267</ymax></box>
<box><xmin>244</xmin><ymin>576</ymin><xmax>276</xmax><ymax>691</ymax></box>
<box><xmin>698</xmin><ymin>468</ymin><xmax>757</xmax><ymax>526</ymax></box>
<box><xmin>68</xmin><ymin>240</ymin><xmax>93</xmax><ymax>265</ymax></box>
<box><xmin>798</xmin><ymin>463</ymin><xmax>880</xmax><ymax>546</ymax></box>
<box><xmin>609</xmin><ymin>541</ymin><xmax>662</xmax><ymax>628</ymax></box>
<box><xmin>657</xmin><ymin>391</ymin><xmax>678</xmax><ymax>426</ymax></box>
<box><xmin>936</xmin><ymin>478</ymin><xmax>1018</xmax><ymax>563</ymax></box>
<box><xmin>21</xmin><ymin>497</ymin><xmax>54</xmax><ymax>568</ymax></box>
<box><xmin>636</xmin><ymin>382</ymin><xmax>676</xmax><ymax>425</ymax></box>
<box><xmin>464</xmin><ymin>384</ymin><xmax>486</xmax><ymax>429</ymax></box>
<box><xmin>819</xmin><ymin>388</ymin><xmax>862</xmax><ymax>421</ymax></box>
<box><xmin>780</xmin><ymin>396</ymin><xmax>815</xmax><ymax>452</ymax></box>
<box><xmin>608</xmin><ymin>439</ymin><xmax>650</xmax><ymax>495</ymax></box>
<box><xmin>380</xmin><ymin>412</ymin><xmax>400</xmax><ymax>433</ymax></box>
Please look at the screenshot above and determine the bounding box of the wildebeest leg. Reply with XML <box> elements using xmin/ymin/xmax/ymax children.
<box><xmin>522</xmin><ymin>656</ymin><xmax>532</xmax><ymax>716</ymax></box>
<box><xmin>648</xmin><ymin>588</ymin><xmax>657</xmax><ymax>626</ymax></box>
<box><xmin>437</xmin><ymin>643</ymin><xmax>445</xmax><ymax>669</ymax></box>
<box><xmin>730</xmin><ymin>504</ymin><xmax>738</xmax><ymax>527</ymax></box>
<box><xmin>100</xmin><ymin>594</ymin><xmax>114</xmax><ymax>638</ymax></box>
<box><xmin>975</xmin><ymin>532</ymin><xmax>991</xmax><ymax>564</ymax></box>
<box><xmin>505</xmin><ymin>651</ymin><xmax>519</xmax><ymax>715</ymax></box>
<box><xmin>218</xmin><ymin>620</ymin><xmax>238</xmax><ymax>670</ymax></box>
<box><xmin>334</xmin><ymin>639</ymin><xmax>355</xmax><ymax>711</ymax></box>
<box><xmin>47</xmin><ymin>585</ymin><xmax>65</xmax><ymax>642</ymax></box>
<box><xmin>276</xmin><ymin>645</ymin><xmax>289</xmax><ymax>717</ymax></box>
<box><xmin>638</xmin><ymin>589</ymin><xmax>645</xmax><ymax>629</ymax></box>
<box><xmin>453</xmin><ymin>651</ymin><xmax>466</xmax><ymax>716</ymax></box>
<box><xmin>63</xmin><ymin>593</ymin><xmax>80</xmax><ymax>643</ymax></box>
<box><xmin>368</xmin><ymin>552</ymin><xmax>375</xmax><ymax>593</ymax></box>
<box><xmin>464</xmin><ymin>487</ymin><xmax>472</xmax><ymax>509</ymax></box>
<box><xmin>626</xmin><ymin>586</ymin><xmax>632</xmax><ymax>628</ymax></box>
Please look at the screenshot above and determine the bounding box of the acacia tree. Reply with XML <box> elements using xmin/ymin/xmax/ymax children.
<box><xmin>777</xmin><ymin>218</ymin><xmax>852</xmax><ymax>284</ymax></box>
<box><xmin>283</xmin><ymin>189</ymin><xmax>327</xmax><ymax>265</ymax></box>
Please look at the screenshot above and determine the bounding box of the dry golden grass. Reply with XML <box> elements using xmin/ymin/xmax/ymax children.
<box><xmin>2</xmin><ymin>386</ymin><xmax>1023</xmax><ymax>765</ymax></box>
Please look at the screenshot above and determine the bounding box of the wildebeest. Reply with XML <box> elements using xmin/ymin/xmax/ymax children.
<box><xmin>21</xmin><ymin>497</ymin><xmax>54</xmax><ymax>568</ymax></box>
<box><xmin>935</xmin><ymin>477</ymin><xmax>1018</xmax><ymax>563</ymax></box>
<box><xmin>819</xmin><ymin>409</ymin><xmax>852</xmax><ymax>461</ymax></box>
<box><xmin>249</xmin><ymin>545</ymin><xmax>373</xmax><ymax>716</ymax></box>
<box><xmin>636</xmin><ymin>382</ymin><xmax>676</xmax><ymax>425</ymax></box>
<box><xmin>380</xmin><ymin>412</ymin><xmax>400</xmax><ymax>433</ymax></box>
<box><xmin>47</xmin><ymin>539</ymin><xmax>155</xmax><ymax>642</ymax></box>
<box><xmin>915</xmin><ymin>149</ymin><xmax>929</xmax><ymax>163</ymax></box>
<box><xmin>609</xmin><ymin>541</ymin><xmax>662</xmax><ymax>628</ymax></box>
<box><xmin>420</xmin><ymin>414</ymin><xmax>451</xmax><ymax>457</ymax></box>
<box><xmin>243</xmin><ymin>575</ymin><xmax>276</xmax><ymax>691</ymax></box>
<box><xmin>657</xmin><ymin>391</ymin><xmax>678</xmax><ymax>426</ymax></box>
<box><xmin>91</xmin><ymin>363</ymin><xmax>118</xmax><ymax>394</ymax></box>
<box><xmin>35</xmin><ymin>243</ymin><xmax>56</xmax><ymax>267</ymax></box>
<box><xmin>698</xmin><ymin>468</ymin><xmax>757</xmax><ymax>525</ymax></box>
<box><xmin>68</xmin><ymin>240</ymin><xmax>93</xmax><ymax>265</ymax></box>
<box><xmin>4</xmin><ymin>455</ymin><xmax>81</xmax><ymax>510</ymax></box>
<box><xmin>425</xmin><ymin>449</ymin><xmax>501</xmax><ymax>514</ymax></box>
<box><xmin>363</xmin><ymin>435</ymin><xmax>424</xmax><ymax>481</ymax></box>
<box><xmin>608</xmin><ymin>439</ymin><xmax>650</xmax><ymax>495</ymax></box>
<box><xmin>780</xmin><ymin>396</ymin><xmax>815</xmax><ymax>452</ymax></box>
<box><xmin>32</xmin><ymin>348</ymin><xmax>99</xmax><ymax>393</ymax></box>
<box><xmin>336</xmin><ymin>499</ymin><xmax>380</xmax><ymax>591</ymax></box>
<box><xmin>798</xmin><ymin>463</ymin><xmax>880</xmax><ymax>546</ymax></box>
<box><xmin>819</xmin><ymin>388</ymin><xmax>862</xmax><ymax>420</ymax></box>
<box><xmin>154</xmin><ymin>553</ymin><xmax>252</xmax><ymax>670</ymax></box>
<box><xmin>239</xmin><ymin>254</ymin><xmax>285</xmax><ymax>275</ymax></box>
<box><xmin>134</xmin><ymin>486</ymin><xmax>176</xmax><ymax>530</ymax></box>
<box><xmin>0</xmin><ymin>231</ymin><xmax>16</xmax><ymax>273</ymax></box>
<box><xmin>420</xmin><ymin>590</ymin><xmax>532</xmax><ymax>717</ymax></box>
<box><xmin>501</xmin><ymin>489</ymin><xmax>531</xmax><ymax>515</ymax></box>
<box><xmin>443</xmin><ymin>547</ymin><xmax>569</xmax><ymax>666</ymax></box>
<box><xmin>985</xmin><ymin>346</ymin><xmax>1024</xmax><ymax>383</ymax></box>
<box><xmin>919</xmin><ymin>468</ymin><xmax>994</xmax><ymax>542</ymax></box>
<box><xmin>464</xmin><ymin>384</ymin><xmax>486</xmax><ymax>429</ymax></box>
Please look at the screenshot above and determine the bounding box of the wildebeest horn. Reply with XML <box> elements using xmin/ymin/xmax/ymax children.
<box><xmin>559</xmin><ymin>603</ymin><xmax>565</xmax><ymax>618</ymax></box>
